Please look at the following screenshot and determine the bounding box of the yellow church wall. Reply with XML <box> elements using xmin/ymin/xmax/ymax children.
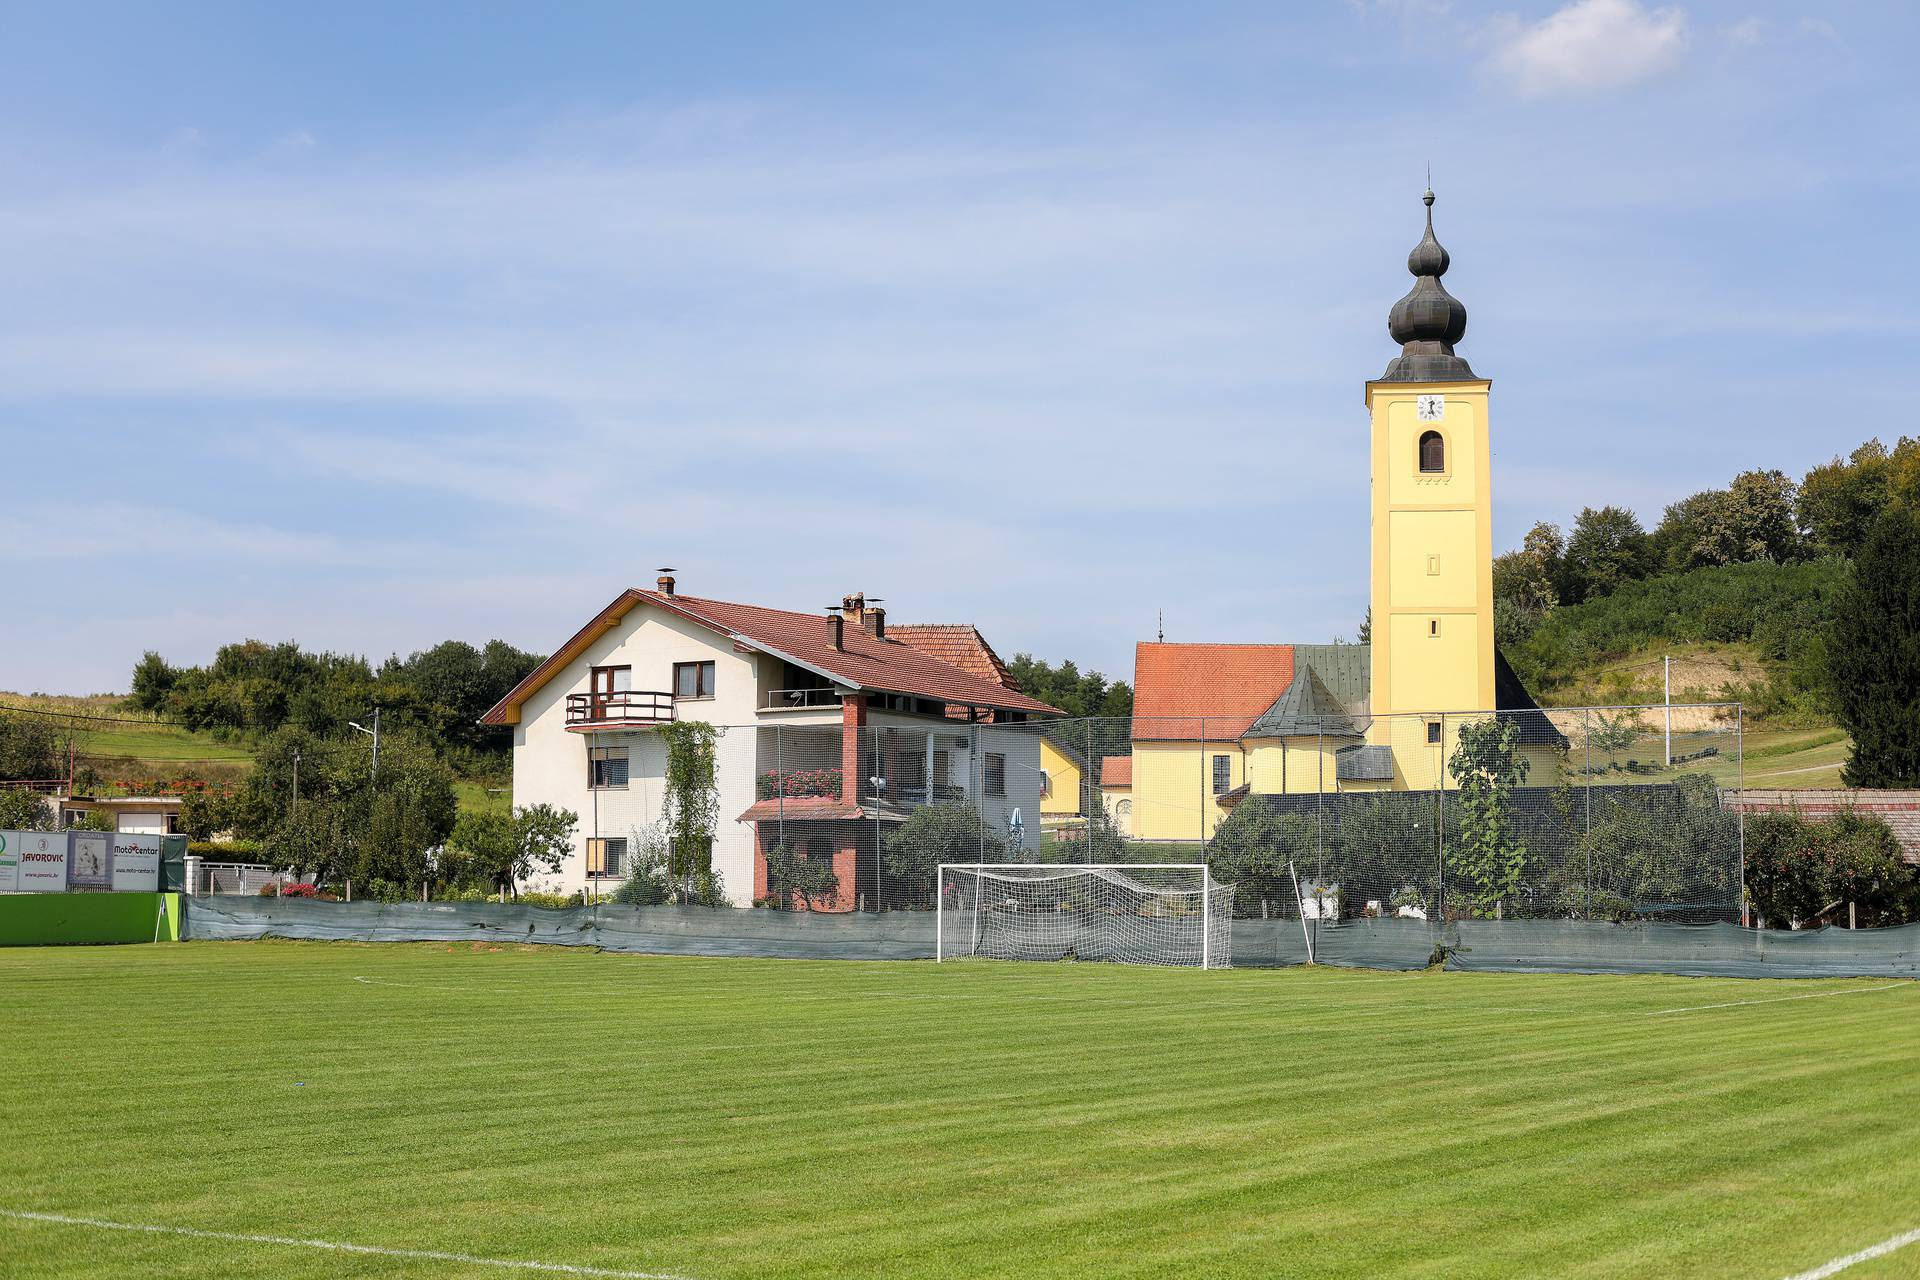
<box><xmin>1128</xmin><ymin>740</ymin><xmax>1242</xmax><ymax>841</ymax></box>
<box><xmin>1244</xmin><ymin>738</ymin><xmax>1351</xmax><ymax>794</ymax></box>
<box><xmin>1037</xmin><ymin>739</ymin><xmax>1083</xmax><ymax>816</ymax></box>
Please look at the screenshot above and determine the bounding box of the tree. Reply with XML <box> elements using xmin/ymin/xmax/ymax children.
<box><xmin>885</xmin><ymin>804</ymin><xmax>1005</xmax><ymax>909</ymax></box>
<box><xmin>1829</xmin><ymin>504</ymin><xmax>1920</xmax><ymax>787</ymax></box>
<box><xmin>1446</xmin><ymin>718</ymin><xmax>1532</xmax><ymax>917</ymax></box>
<box><xmin>1355</xmin><ymin>609</ymin><xmax>1371</xmax><ymax>646</ymax></box>
<box><xmin>1559</xmin><ymin>506</ymin><xmax>1650</xmax><ymax>604</ymax></box>
<box><xmin>176</xmin><ymin>789</ymin><xmax>231</xmax><ymax>842</ymax></box>
<box><xmin>1493</xmin><ymin>521</ymin><xmax>1562</xmax><ymax>649</ymax></box>
<box><xmin>0</xmin><ymin>714</ymin><xmax>60</xmax><ymax>783</ymax></box>
<box><xmin>1745</xmin><ymin>808</ymin><xmax>1920</xmax><ymax>928</ymax></box>
<box><xmin>0</xmin><ymin>788</ymin><xmax>52</xmax><ymax>830</ymax></box>
<box><xmin>129</xmin><ymin>651</ymin><xmax>181</xmax><ymax>712</ymax></box>
<box><xmin>236</xmin><ymin>726</ymin><xmax>459</xmax><ymax>886</ymax></box>
<box><xmin>1651</xmin><ymin>471</ymin><xmax>1800</xmax><ymax>571</ymax></box>
<box><xmin>1004</xmin><ymin>654</ymin><xmax>1132</xmax><ymax>720</ymax></box>
<box><xmin>761</xmin><ymin>842</ymin><xmax>841</xmax><ymax>911</ymax></box>
<box><xmin>451</xmin><ymin>803</ymin><xmax>579</xmax><ymax>897</ymax></box>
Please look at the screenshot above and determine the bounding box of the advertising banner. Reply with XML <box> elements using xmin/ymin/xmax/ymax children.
<box><xmin>69</xmin><ymin>831</ymin><xmax>111</xmax><ymax>889</ymax></box>
<box><xmin>0</xmin><ymin>831</ymin><xmax>17</xmax><ymax>892</ymax></box>
<box><xmin>108</xmin><ymin>833</ymin><xmax>162</xmax><ymax>892</ymax></box>
<box><xmin>11</xmin><ymin>831</ymin><xmax>70</xmax><ymax>893</ymax></box>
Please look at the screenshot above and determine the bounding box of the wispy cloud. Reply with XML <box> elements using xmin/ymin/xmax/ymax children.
<box><xmin>1486</xmin><ymin>0</ymin><xmax>1689</xmax><ymax>96</ymax></box>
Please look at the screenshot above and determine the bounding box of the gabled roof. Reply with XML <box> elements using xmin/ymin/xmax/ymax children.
<box><xmin>888</xmin><ymin>624</ymin><xmax>1017</xmax><ymax>690</ymax></box>
<box><xmin>1130</xmin><ymin>642</ymin><xmax>1295</xmax><ymax>740</ymax></box>
<box><xmin>1098</xmin><ymin>756</ymin><xmax>1132</xmax><ymax>788</ymax></box>
<box><xmin>480</xmin><ymin>590</ymin><xmax>1063</xmax><ymax>726</ymax></box>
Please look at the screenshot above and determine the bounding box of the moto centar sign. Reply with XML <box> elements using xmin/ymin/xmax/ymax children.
<box><xmin>109</xmin><ymin>834</ymin><xmax>162</xmax><ymax>891</ymax></box>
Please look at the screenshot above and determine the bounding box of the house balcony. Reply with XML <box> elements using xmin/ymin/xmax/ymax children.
<box><xmin>760</xmin><ymin>687</ymin><xmax>843</xmax><ymax>712</ymax></box>
<box><xmin>566</xmin><ymin>690</ymin><xmax>676</xmax><ymax>731</ymax></box>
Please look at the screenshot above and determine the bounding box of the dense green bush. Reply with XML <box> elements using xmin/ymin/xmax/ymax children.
<box><xmin>1745</xmin><ymin>808</ymin><xmax>1920</xmax><ymax>928</ymax></box>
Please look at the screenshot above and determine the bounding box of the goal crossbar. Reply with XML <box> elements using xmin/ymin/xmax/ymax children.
<box><xmin>936</xmin><ymin>862</ymin><xmax>1228</xmax><ymax>969</ymax></box>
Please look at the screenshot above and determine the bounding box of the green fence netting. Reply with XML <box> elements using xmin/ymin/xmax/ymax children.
<box><xmin>182</xmin><ymin>898</ymin><xmax>1920</xmax><ymax>977</ymax></box>
<box><xmin>182</xmin><ymin>897</ymin><xmax>938</xmax><ymax>960</ymax></box>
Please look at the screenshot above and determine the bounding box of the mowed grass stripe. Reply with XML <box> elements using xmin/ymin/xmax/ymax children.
<box><xmin>3</xmin><ymin>943</ymin><xmax>1917</xmax><ymax>1279</ymax></box>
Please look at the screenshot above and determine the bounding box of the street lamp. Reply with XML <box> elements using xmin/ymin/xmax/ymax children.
<box><xmin>348</xmin><ymin>708</ymin><xmax>380</xmax><ymax>782</ymax></box>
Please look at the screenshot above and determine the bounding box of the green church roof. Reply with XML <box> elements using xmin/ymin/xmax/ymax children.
<box><xmin>1243</xmin><ymin>644</ymin><xmax>1370</xmax><ymax>739</ymax></box>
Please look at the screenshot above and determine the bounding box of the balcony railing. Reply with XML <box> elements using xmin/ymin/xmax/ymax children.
<box><xmin>761</xmin><ymin>687</ymin><xmax>842</xmax><ymax>711</ymax></box>
<box><xmin>566</xmin><ymin>690</ymin><xmax>676</xmax><ymax>729</ymax></box>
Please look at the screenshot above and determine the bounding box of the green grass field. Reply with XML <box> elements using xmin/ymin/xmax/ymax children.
<box><xmin>4</xmin><ymin>942</ymin><xmax>1919</xmax><ymax>1280</ymax></box>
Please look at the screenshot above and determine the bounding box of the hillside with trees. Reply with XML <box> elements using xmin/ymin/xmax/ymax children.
<box><xmin>1495</xmin><ymin>437</ymin><xmax>1920</xmax><ymax>785</ymax></box>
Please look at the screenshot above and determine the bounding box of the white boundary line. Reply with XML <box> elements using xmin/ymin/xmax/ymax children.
<box><xmin>1646</xmin><ymin>982</ymin><xmax>1911</xmax><ymax>1015</ymax></box>
<box><xmin>1782</xmin><ymin>1225</ymin><xmax>1920</xmax><ymax>1279</ymax></box>
<box><xmin>0</xmin><ymin>1209</ymin><xmax>696</xmax><ymax>1279</ymax></box>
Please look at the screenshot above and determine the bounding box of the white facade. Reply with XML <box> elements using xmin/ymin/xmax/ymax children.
<box><xmin>507</xmin><ymin>601</ymin><xmax>1047</xmax><ymax>904</ymax></box>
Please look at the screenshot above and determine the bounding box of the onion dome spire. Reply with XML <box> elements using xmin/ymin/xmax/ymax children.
<box><xmin>1380</xmin><ymin>187</ymin><xmax>1477</xmax><ymax>382</ymax></box>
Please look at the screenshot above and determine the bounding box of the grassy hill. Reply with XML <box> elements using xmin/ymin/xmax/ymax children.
<box><xmin>0</xmin><ymin>693</ymin><xmax>255</xmax><ymax>794</ymax></box>
<box><xmin>1502</xmin><ymin>558</ymin><xmax>1855</xmax><ymax>788</ymax></box>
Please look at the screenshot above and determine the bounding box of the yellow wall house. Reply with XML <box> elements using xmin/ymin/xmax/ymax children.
<box><xmin>1114</xmin><ymin>189</ymin><xmax>1562</xmax><ymax>822</ymax></box>
<box><xmin>1037</xmin><ymin>738</ymin><xmax>1085</xmax><ymax>820</ymax></box>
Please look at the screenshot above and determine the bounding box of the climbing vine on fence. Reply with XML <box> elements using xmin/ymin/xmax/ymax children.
<box><xmin>658</xmin><ymin>721</ymin><xmax>723</xmax><ymax>903</ymax></box>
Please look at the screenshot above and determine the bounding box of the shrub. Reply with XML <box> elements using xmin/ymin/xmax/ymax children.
<box><xmin>1745</xmin><ymin>808</ymin><xmax>1920</xmax><ymax>928</ymax></box>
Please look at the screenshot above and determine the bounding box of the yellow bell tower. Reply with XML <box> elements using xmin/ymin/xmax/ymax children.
<box><xmin>1366</xmin><ymin>189</ymin><xmax>1495</xmax><ymax>785</ymax></box>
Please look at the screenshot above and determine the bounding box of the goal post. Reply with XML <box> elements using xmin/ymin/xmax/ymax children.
<box><xmin>936</xmin><ymin>863</ymin><xmax>1232</xmax><ymax>969</ymax></box>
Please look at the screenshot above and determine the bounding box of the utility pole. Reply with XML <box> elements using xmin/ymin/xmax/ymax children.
<box><xmin>349</xmin><ymin>709</ymin><xmax>381</xmax><ymax>783</ymax></box>
<box><xmin>1663</xmin><ymin>655</ymin><xmax>1672</xmax><ymax>768</ymax></box>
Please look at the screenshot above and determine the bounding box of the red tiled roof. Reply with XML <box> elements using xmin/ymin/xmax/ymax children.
<box><xmin>1099</xmin><ymin>756</ymin><xmax>1132</xmax><ymax>788</ymax></box>
<box><xmin>737</xmin><ymin>797</ymin><xmax>866</xmax><ymax>823</ymax></box>
<box><xmin>482</xmin><ymin>590</ymin><xmax>1062</xmax><ymax>725</ymax></box>
<box><xmin>1130</xmin><ymin>642</ymin><xmax>1295</xmax><ymax>740</ymax></box>
<box><xmin>888</xmin><ymin>624</ymin><xmax>1017</xmax><ymax>690</ymax></box>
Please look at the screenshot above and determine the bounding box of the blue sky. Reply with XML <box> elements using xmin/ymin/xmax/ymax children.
<box><xmin>1</xmin><ymin>0</ymin><xmax>1913</xmax><ymax>695</ymax></box>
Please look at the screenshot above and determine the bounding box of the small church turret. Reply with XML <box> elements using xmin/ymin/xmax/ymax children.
<box><xmin>1365</xmin><ymin>188</ymin><xmax>1497</xmax><ymax>785</ymax></box>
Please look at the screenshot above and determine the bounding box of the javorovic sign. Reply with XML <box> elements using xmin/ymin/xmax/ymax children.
<box><xmin>8</xmin><ymin>832</ymin><xmax>70</xmax><ymax>893</ymax></box>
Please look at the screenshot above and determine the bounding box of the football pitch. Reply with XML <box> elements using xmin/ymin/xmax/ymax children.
<box><xmin>4</xmin><ymin>942</ymin><xmax>1919</xmax><ymax>1280</ymax></box>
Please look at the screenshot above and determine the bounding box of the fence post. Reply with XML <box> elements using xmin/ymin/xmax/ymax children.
<box><xmin>1583</xmin><ymin>706</ymin><xmax>1592</xmax><ymax>918</ymax></box>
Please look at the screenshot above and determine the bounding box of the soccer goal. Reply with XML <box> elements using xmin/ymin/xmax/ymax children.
<box><xmin>936</xmin><ymin>863</ymin><xmax>1232</xmax><ymax>968</ymax></box>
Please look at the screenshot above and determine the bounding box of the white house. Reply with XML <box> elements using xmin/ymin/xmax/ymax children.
<box><xmin>481</xmin><ymin>575</ymin><xmax>1062</xmax><ymax>907</ymax></box>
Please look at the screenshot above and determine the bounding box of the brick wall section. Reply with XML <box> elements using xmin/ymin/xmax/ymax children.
<box><xmin>1722</xmin><ymin>789</ymin><xmax>1920</xmax><ymax>865</ymax></box>
<box><xmin>841</xmin><ymin>695</ymin><xmax>867</xmax><ymax>805</ymax></box>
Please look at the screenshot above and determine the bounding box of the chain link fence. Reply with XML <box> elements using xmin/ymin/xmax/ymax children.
<box><xmin>718</xmin><ymin>704</ymin><xmax>1743</xmax><ymax>926</ymax></box>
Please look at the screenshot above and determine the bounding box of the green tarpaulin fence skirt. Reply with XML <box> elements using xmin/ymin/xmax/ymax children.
<box><xmin>181</xmin><ymin>898</ymin><xmax>1920</xmax><ymax>977</ymax></box>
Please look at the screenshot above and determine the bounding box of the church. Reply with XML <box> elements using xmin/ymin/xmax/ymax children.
<box><xmin>1107</xmin><ymin>191</ymin><xmax>1561</xmax><ymax>844</ymax></box>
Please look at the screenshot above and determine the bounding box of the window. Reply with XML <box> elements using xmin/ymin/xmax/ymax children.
<box><xmin>1429</xmin><ymin>618</ymin><xmax>1441</xmax><ymax>637</ymax></box>
<box><xmin>984</xmin><ymin>753</ymin><xmax>1006</xmax><ymax>796</ymax></box>
<box><xmin>1212</xmin><ymin>754</ymin><xmax>1232</xmax><ymax>795</ymax></box>
<box><xmin>586</xmin><ymin>837</ymin><xmax>627</xmax><ymax>878</ymax></box>
<box><xmin>1115</xmin><ymin>799</ymin><xmax>1132</xmax><ymax>819</ymax></box>
<box><xmin>674</xmin><ymin>660</ymin><xmax>715</xmax><ymax>700</ymax></box>
<box><xmin>589</xmin><ymin>746</ymin><xmax>629</xmax><ymax>790</ymax></box>
<box><xmin>1427</xmin><ymin>721</ymin><xmax>1442</xmax><ymax>745</ymax></box>
<box><xmin>1418</xmin><ymin>430</ymin><xmax>1445</xmax><ymax>473</ymax></box>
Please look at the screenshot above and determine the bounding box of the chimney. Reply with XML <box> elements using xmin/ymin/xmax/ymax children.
<box><xmin>656</xmin><ymin>567</ymin><xmax>677</xmax><ymax>597</ymax></box>
<box><xmin>826</xmin><ymin>610</ymin><xmax>844</xmax><ymax>651</ymax></box>
<box><xmin>869</xmin><ymin>605</ymin><xmax>886</xmax><ymax>639</ymax></box>
<box><xmin>841</xmin><ymin>592</ymin><xmax>865</xmax><ymax>624</ymax></box>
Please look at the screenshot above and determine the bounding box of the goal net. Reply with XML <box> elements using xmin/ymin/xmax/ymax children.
<box><xmin>936</xmin><ymin>864</ymin><xmax>1232</xmax><ymax>968</ymax></box>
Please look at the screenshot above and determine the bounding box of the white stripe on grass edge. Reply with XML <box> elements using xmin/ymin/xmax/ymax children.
<box><xmin>0</xmin><ymin>1210</ymin><xmax>696</xmax><ymax>1279</ymax></box>
<box><xmin>1646</xmin><ymin>982</ymin><xmax>1910</xmax><ymax>1015</ymax></box>
<box><xmin>1782</xmin><ymin>1225</ymin><xmax>1920</xmax><ymax>1279</ymax></box>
